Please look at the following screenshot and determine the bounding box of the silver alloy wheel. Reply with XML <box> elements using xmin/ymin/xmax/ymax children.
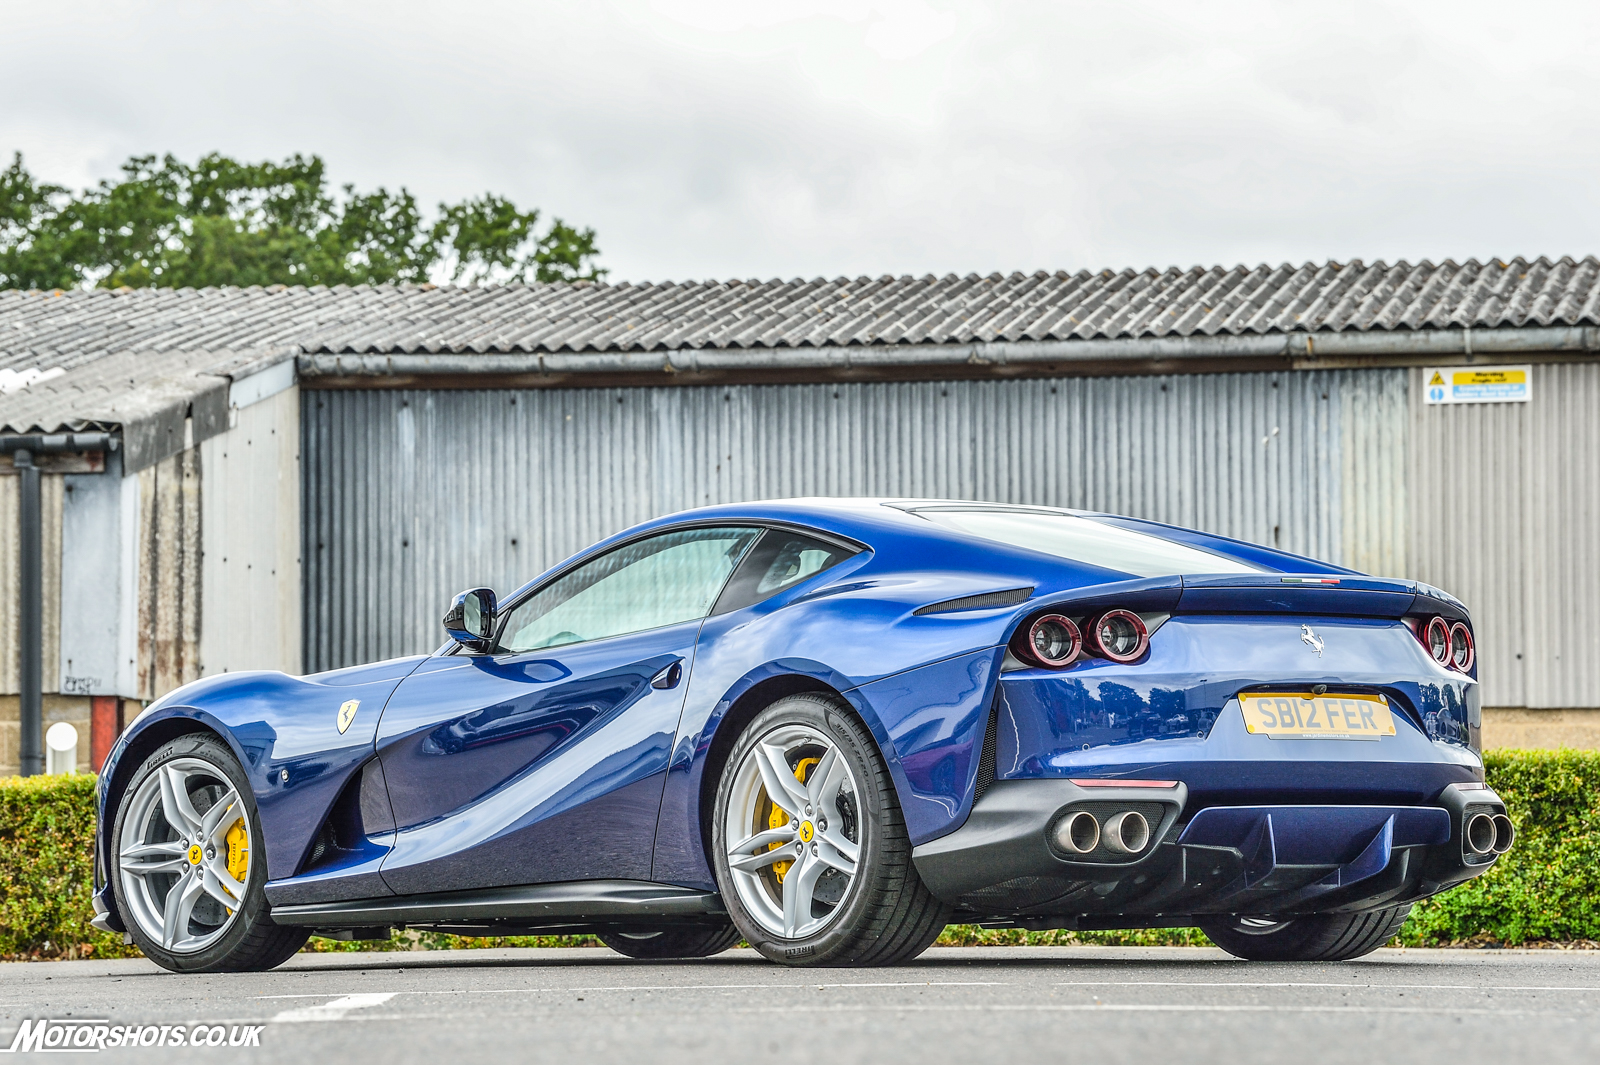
<box><xmin>723</xmin><ymin>723</ymin><xmax>862</xmax><ymax>940</ymax></box>
<box><xmin>1233</xmin><ymin>917</ymin><xmax>1292</xmax><ymax>935</ymax></box>
<box><xmin>117</xmin><ymin>758</ymin><xmax>252</xmax><ymax>954</ymax></box>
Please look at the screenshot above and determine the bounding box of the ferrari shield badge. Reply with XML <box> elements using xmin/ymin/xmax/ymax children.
<box><xmin>337</xmin><ymin>699</ymin><xmax>360</xmax><ymax>734</ymax></box>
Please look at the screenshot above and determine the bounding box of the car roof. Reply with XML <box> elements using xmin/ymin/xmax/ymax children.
<box><xmin>498</xmin><ymin>497</ymin><xmax>1352</xmax><ymax>607</ymax></box>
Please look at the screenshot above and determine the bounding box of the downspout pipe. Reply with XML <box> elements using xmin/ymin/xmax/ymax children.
<box><xmin>0</xmin><ymin>432</ymin><xmax>118</xmax><ymax>776</ymax></box>
<box><xmin>14</xmin><ymin>450</ymin><xmax>40</xmax><ymax>776</ymax></box>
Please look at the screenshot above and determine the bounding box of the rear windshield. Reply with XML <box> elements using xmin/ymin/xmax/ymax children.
<box><xmin>915</xmin><ymin>508</ymin><xmax>1262</xmax><ymax>578</ymax></box>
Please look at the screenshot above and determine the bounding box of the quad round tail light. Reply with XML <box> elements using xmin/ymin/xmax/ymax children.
<box><xmin>1017</xmin><ymin>614</ymin><xmax>1082</xmax><ymax>668</ymax></box>
<box><xmin>1449</xmin><ymin>621</ymin><xmax>1475</xmax><ymax>672</ymax></box>
<box><xmin>1088</xmin><ymin>609</ymin><xmax>1149</xmax><ymax>663</ymax></box>
<box><xmin>1423</xmin><ymin>616</ymin><xmax>1452</xmax><ymax>666</ymax></box>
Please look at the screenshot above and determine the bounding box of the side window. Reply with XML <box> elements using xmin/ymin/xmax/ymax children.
<box><xmin>711</xmin><ymin>529</ymin><xmax>859</xmax><ymax>615</ymax></box>
<box><xmin>498</xmin><ymin>527</ymin><xmax>759</xmax><ymax>653</ymax></box>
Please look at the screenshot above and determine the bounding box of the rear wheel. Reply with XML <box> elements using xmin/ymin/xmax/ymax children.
<box><xmin>597</xmin><ymin>925</ymin><xmax>741</xmax><ymax>959</ymax></box>
<box><xmin>111</xmin><ymin>733</ymin><xmax>308</xmax><ymax>973</ymax></box>
<box><xmin>711</xmin><ymin>694</ymin><xmax>950</xmax><ymax>967</ymax></box>
<box><xmin>1199</xmin><ymin>905</ymin><xmax>1412</xmax><ymax>962</ymax></box>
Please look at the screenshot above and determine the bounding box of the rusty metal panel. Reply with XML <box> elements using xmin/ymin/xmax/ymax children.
<box><xmin>136</xmin><ymin>447</ymin><xmax>202</xmax><ymax>700</ymax></box>
<box><xmin>303</xmin><ymin>369</ymin><xmax>1411</xmax><ymax>672</ymax></box>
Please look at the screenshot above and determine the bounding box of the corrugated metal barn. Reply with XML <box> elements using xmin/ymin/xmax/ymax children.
<box><xmin>4</xmin><ymin>256</ymin><xmax>1600</xmax><ymax>773</ymax></box>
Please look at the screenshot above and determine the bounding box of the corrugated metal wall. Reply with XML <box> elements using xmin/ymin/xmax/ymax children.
<box><xmin>1411</xmin><ymin>362</ymin><xmax>1600</xmax><ymax>708</ymax></box>
<box><xmin>199</xmin><ymin>386</ymin><xmax>302</xmax><ymax>678</ymax></box>
<box><xmin>302</xmin><ymin>369</ymin><xmax>1408</xmax><ymax>673</ymax></box>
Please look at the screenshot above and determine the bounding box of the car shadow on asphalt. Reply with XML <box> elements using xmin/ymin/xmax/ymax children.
<box><xmin>92</xmin><ymin>945</ymin><xmax>1466</xmax><ymax>979</ymax></box>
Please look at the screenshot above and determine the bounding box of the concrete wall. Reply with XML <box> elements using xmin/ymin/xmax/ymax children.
<box><xmin>0</xmin><ymin>695</ymin><xmax>93</xmax><ymax>776</ymax></box>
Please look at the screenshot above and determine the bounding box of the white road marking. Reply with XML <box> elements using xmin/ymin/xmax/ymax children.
<box><xmin>285</xmin><ymin>1002</ymin><xmax>1589</xmax><ymax>1022</ymax></box>
<box><xmin>271</xmin><ymin>992</ymin><xmax>398</xmax><ymax>1022</ymax></box>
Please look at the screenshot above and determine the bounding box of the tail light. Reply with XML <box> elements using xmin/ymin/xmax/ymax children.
<box><xmin>1087</xmin><ymin>609</ymin><xmax>1149</xmax><ymax>663</ymax></box>
<box><xmin>1449</xmin><ymin>622</ymin><xmax>1474</xmax><ymax>672</ymax></box>
<box><xmin>1423</xmin><ymin>616</ymin><xmax>1452</xmax><ymax>666</ymax></box>
<box><xmin>1015</xmin><ymin>614</ymin><xmax>1082</xmax><ymax>668</ymax></box>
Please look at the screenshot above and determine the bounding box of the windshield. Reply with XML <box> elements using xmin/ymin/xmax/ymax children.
<box><xmin>915</xmin><ymin>508</ymin><xmax>1262</xmax><ymax>578</ymax></box>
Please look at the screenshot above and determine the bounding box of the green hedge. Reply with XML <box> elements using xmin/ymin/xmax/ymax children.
<box><xmin>0</xmin><ymin>775</ymin><xmax>137</xmax><ymax>960</ymax></box>
<box><xmin>1399</xmin><ymin>749</ymin><xmax>1600</xmax><ymax>945</ymax></box>
<box><xmin>4</xmin><ymin>750</ymin><xmax>1597</xmax><ymax>960</ymax></box>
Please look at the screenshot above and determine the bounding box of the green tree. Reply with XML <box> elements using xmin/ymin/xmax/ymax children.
<box><xmin>0</xmin><ymin>151</ymin><xmax>604</xmax><ymax>290</ymax></box>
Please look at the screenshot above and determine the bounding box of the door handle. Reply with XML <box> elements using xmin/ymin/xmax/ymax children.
<box><xmin>651</xmin><ymin>660</ymin><xmax>684</xmax><ymax>690</ymax></box>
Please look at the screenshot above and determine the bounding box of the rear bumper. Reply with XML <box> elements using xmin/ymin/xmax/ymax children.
<box><xmin>911</xmin><ymin>780</ymin><xmax>1506</xmax><ymax>923</ymax></box>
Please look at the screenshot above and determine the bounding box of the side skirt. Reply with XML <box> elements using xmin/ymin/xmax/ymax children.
<box><xmin>268</xmin><ymin>879</ymin><xmax>726</xmax><ymax>933</ymax></box>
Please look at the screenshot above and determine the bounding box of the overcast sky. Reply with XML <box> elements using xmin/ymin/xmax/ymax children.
<box><xmin>5</xmin><ymin>0</ymin><xmax>1598</xmax><ymax>284</ymax></box>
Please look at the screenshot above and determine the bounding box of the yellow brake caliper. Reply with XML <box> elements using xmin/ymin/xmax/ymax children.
<box><xmin>769</xmin><ymin>757</ymin><xmax>819</xmax><ymax>884</ymax></box>
<box><xmin>225</xmin><ymin>818</ymin><xmax>249</xmax><ymax>900</ymax></box>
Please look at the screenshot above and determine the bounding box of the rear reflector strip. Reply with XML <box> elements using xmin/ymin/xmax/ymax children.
<box><xmin>1281</xmin><ymin>577</ymin><xmax>1341</xmax><ymax>584</ymax></box>
<box><xmin>1070</xmin><ymin>778</ymin><xmax>1180</xmax><ymax>788</ymax></box>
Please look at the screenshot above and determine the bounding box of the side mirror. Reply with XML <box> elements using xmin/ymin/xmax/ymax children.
<box><xmin>443</xmin><ymin>588</ymin><xmax>498</xmax><ymax>651</ymax></box>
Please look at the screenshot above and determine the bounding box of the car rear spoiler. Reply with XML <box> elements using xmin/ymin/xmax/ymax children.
<box><xmin>1179</xmin><ymin>574</ymin><xmax>1469</xmax><ymax>621</ymax></box>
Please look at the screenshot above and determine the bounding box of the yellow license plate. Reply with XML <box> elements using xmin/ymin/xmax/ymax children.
<box><xmin>1240</xmin><ymin>692</ymin><xmax>1396</xmax><ymax>740</ymax></box>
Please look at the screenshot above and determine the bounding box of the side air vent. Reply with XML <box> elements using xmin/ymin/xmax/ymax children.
<box><xmin>302</xmin><ymin>759</ymin><xmax>390</xmax><ymax>874</ymax></box>
<box><xmin>914</xmin><ymin>586</ymin><xmax>1034</xmax><ymax>616</ymax></box>
<box><xmin>972</xmin><ymin>694</ymin><xmax>1001</xmax><ymax>803</ymax></box>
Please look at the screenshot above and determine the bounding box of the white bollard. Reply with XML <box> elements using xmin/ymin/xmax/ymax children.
<box><xmin>45</xmin><ymin>722</ymin><xmax>79</xmax><ymax>775</ymax></box>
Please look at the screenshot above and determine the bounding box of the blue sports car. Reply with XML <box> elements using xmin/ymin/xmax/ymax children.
<box><xmin>91</xmin><ymin>499</ymin><xmax>1510</xmax><ymax>972</ymax></box>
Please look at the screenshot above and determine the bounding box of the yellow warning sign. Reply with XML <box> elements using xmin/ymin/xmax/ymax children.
<box><xmin>1423</xmin><ymin>365</ymin><xmax>1531</xmax><ymax>405</ymax></box>
<box><xmin>1451</xmin><ymin>368</ymin><xmax>1526</xmax><ymax>386</ymax></box>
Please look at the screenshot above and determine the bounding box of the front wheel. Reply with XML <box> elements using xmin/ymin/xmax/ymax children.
<box><xmin>1199</xmin><ymin>905</ymin><xmax>1412</xmax><ymax>962</ymax></box>
<box><xmin>712</xmin><ymin>694</ymin><xmax>950</xmax><ymax>967</ymax></box>
<box><xmin>110</xmin><ymin>733</ymin><xmax>308</xmax><ymax>973</ymax></box>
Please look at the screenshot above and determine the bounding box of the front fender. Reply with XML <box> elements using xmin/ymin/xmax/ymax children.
<box><xmin>96</xmin><ymin>657</ymin><xmax>427</xmax><ymax>896</ymax></box>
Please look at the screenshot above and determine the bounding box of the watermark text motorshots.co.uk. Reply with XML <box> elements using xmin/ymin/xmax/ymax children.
<box><xmin>3</xmin><ymin>1019</ymin><xmax>266</xmax><ymax>1052</ymax></box>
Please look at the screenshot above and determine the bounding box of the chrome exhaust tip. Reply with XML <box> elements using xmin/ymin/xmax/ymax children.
<box><xmin>1053</xmin><ymin>810</ymin><xmax>1101</xmax><ymax>854</ymax></box>
<box><xmin>1464</xmin><ymin>812</ymin><xmax>1497</xmax><ymax>856</ymax></box>
<box><xmin>1102</xmin><ymin>810</ymin><xmax>1151</xmax><ymax>855</ymax></box>
<box><xmin>1491</xmin><ymin>813</ymin><xmax>1516</xmax><ymax>854</ymax></box>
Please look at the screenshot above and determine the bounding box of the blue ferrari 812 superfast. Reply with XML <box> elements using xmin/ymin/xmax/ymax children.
<box><xmin>92</xmin><ymin>499</ymin><xmax>1510</xmax><ymax>971</ymax></box>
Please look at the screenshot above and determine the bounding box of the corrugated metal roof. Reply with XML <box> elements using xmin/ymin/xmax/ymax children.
<box><xmin>4</xmin><ymin>256</ymin><xmax>1599</xmax><ymax>365</ymax></box>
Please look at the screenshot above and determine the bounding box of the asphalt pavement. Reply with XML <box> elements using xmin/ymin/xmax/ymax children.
<box><xmin>2</xmin><ymin>945</ymin><xmax>1597</xmax><ymax>1063</ymax></box>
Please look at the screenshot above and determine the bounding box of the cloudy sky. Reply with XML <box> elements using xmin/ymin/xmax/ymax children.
<box><xmin>5</xmin><ymin>0</ymin><xmax>1598</xmax><ymax>284</ymax></box>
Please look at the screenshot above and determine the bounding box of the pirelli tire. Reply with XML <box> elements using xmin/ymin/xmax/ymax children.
<box><xmin>1199</xmin><ymin>905</ymin><xmax>1413</xmax><ymax>962</ymax></box>
<box><xmin>712</xmin><ymin>693</ymin><xmax>951</xmax><ymax>967</ymax></box>
<box><xmin>597</xmin><ymin>925</ymin><xmax>742</xmax><ymax>959</ymax></box>
<box><xmin>110</xmin><ymin>733</ymin><xmax>308</xmax><ymax>973</ymax></box>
